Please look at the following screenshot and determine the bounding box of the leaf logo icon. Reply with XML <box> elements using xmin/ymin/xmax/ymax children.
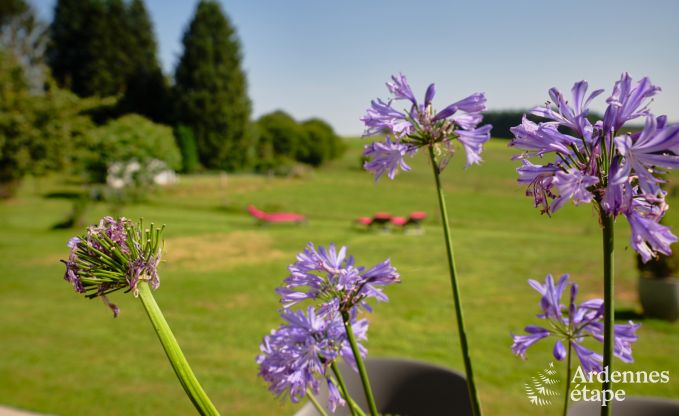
<box><xmin>524</xmin><ymin>362</ymin><xmax>561</xmax><ymax>406</ymax></box>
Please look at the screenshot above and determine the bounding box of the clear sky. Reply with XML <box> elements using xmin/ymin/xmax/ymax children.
<box><xmin>32</xmin><ymin>0</ymin><xmax>679</xmax><ymax>136</ymax></box>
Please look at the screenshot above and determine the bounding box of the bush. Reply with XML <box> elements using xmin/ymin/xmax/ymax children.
<box><xmin>86</xmin><ymin>114</ymin><xmax>182</xmax><ymax>183</ymax></box>
<box><xmin>256</xmin><ymin>111</ymin><xmax>306</xmax><ymax>161</ymax></box>
<box><xmin>0</xmin><ymin>50</ymin><xmax>96</xmax><ymax>198</ymax></box>
<box><xmin>174</xmin><ymin>124</ymin><xmax>201</xmax><ymax>173</ymax></box>
<box><xmin>254</xmin><ymin>111</ymin><xmax>345</xmax><ymax>171</ymax></box>
<box><xmin>300</xmin><ymin>118</ymin><xmax>345</xmax><ymax>166</ymax></box>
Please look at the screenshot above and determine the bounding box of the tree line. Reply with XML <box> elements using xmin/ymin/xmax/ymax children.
<box><xmin>0</xmin><ymin>0</ymin><xmax>344</xmax><ymax>198</ymax></box>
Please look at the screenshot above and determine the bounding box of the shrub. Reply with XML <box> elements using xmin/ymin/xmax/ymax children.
<box><xmin>301</xmin><ymin>118</ymin><xmax>345</xmax><ymax>166</ymax></box>
<box><xmin>86</xmin><ymin>114</ymin><xmax>182</xmax><ymax>183</ymax></box>
<box><xmin>174</xmin><ymin>124</ymin><xmax>201</xmax><ymax>173</ymax></box>
<box><xmin>254</xmin><ymin>111</ymin><xmax>345</xmax><ymax>170</ymax></box>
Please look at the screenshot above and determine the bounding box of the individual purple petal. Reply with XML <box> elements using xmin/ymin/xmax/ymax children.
<box><xmin>386</xmin><ymin>73</ymin><xmax>417</xmax><ymax>105</ymax></box>
<box><xmin>424</xmin><ymin>83</ymin><xmax>436</xmax><ymax>107</ymax></box>
<box><xmin>625</xmin><ymin>210</ymin><xmax>678</xmax><ymax>263</ymax></box>
<box><xmin>326</xmin><ymin>378</ymin><xmax>345</xmax><ymax>412</ymax></box>
<box><xmin>553</xmin><ymin>340</ymin><xmax>566</xmax><ymax>361</ymax></box>
<box><xmin>456</xmin><ymin>124</ymin><xmax>492</xmax><ymax>168</ymax></box>
<box><xmin>572</xmin><ymin>341</ymin><xmax>603</xmax><ymax>374</ymax></box>
<box><xmin>433</xmin><ymin>93</ymin><xmax>486</xmax><ymax>121</ymax></box>
<box><xmin>363</xmin><ymin>137</ymin><xmax>417</xmax><ymax>181</ymax></box>
<box><xmin>451</xmin><ymin>112</ymin><xmax>483</xmax><ymax>130</ymax></box>
<box><xmin>361</xmin><ymin>259</ymin><xmax>400</xmax><ymax>286</ymax></box>
<box><xmin>67</xmin><ymin>237</ymin><xmax>81</xmax><ymax>249</ymax></box>
<box><xmin>511</xmin><ymin>325</ymin><xmax>550</xmax><ymax>359</ymax></box>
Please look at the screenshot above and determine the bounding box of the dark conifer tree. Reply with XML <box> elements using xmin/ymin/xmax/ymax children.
<box><xmin>117</xmin><ymin>0</ymin><xmax>168</xmax><ymax>122</ymax></box>
<box><xmin>48</xmin><ymin>0</ymin><xmax>90</xmax><ymax>94</ymax></box>
<box><xmin>174</xmin><ymin>0</ymin><xmax>251</xmax><ymax>170</ymax></box>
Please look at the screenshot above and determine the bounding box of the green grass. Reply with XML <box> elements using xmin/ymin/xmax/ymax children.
<box><xmin>1</xmin><ymin>139</ymin><xmax>677</xmax><ymax>415</ymax></box>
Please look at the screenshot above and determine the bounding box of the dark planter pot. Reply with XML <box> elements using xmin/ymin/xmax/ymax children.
<box><xmin>567</xmin><ymin>396</ymin><xmax>679</xmax><ymax>416</ymax></box>
<box><xmin>295</xmin><ymin>357</ymin><xmax>472</xmax><ymax>416</ymax></box>
<box><xmin>639</xmin><ymin>276</ymin><xmax>679</xmax><ymax>321</ymax></box>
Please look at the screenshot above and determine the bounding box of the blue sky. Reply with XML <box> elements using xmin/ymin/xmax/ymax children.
<box><xmin>32</xmin><ymin>0</ymin><xmax>679</xmax><ymax>135</ymax></box>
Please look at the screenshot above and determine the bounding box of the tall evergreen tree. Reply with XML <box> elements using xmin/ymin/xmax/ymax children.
<box><xmin>117</xmin><ymin>0</ymin><xmax>168</xmax><ymax>122</ymax></box>
<box><xmin>174</xmin><ymin>0</ymin><xmax>251</xmax><ymax>170</ymax></box>
<box><xmin>48</xmin><ymin>0</ymin><xmax>96</xmax><ymax>96</ymax></box>
<box><xmin>50</xmin><ymin>0</ymin><xmax>156</xmax><ymax>99</ymax></box>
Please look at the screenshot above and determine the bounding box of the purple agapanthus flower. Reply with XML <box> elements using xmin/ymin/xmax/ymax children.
<box><xmin>277</xmin><ymin>243</ymin><xmax>400</xmax><ymax>313</ymax></box>
<box><xmin>363</xmin><ymin>137</ymin><xmax>417</xmax><ymax>180</ymax></box>
<box><xmin>511</xmin><ymin>274</ymin><xmax>640</xmax><ymax>373</ymax></box>
<box><xmin>61</xmin><ymin>217</ymin><xmax>163</xmax><ymax>316</ymax></box>
<box><xmin>510</xmin><ymin>73</ymin><xmax>678</xmax><ymax>262</ymax></box>
<box><xmin>257</xmin><ymin>303</ymin><xmax>368</xmax><ymax>412</ymax></box>
<box><xmin>360</xmin><ymin>73</ymin><xmax>492</xmax><ymax>179</ymax></box>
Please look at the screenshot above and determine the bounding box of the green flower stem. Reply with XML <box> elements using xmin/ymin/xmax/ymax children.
<box><xmin>306</xmin><ymin>388</ymin><xmax>329</xmax><ymax>416</ymax></box>
<box><xmin>348</xmin><ymin>398</ymin><xmax>367</xmax><ymax>416</ymax></box>
<box><xmin>600</xmin><ymin>212</ymin><xmax>615</xmax><ymax>416</ymax></box>
<box><xmin>330</xmin><ymin>361</ymin><xmax>360</xmax><ymax>416</ymax></box>
<box><xmin>341</xmin><ymin>312</ymin><xmax>379</xmax><ymax>416</ymax></box>
<box><xmin>428</xmin><ymin>145</ymin><xmax>482</xmax><ymax>416</ymax></box>
<box><xmin>563</xmin><ymin>341</ymin><xmax>573</xmax><ymax>416</ymax></box>
<box><xmin>137</xmin><ymin>281</ymin><xmax>220</xmax><ymax>416</ymax></box>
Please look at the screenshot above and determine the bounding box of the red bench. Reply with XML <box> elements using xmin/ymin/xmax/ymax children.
<box><xmin>247</xmin><ymin>205</ymin><xmax>306</xmax><ymax>224</ymax></box>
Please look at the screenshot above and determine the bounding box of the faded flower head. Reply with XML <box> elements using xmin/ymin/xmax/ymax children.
<box><xmin>360</xmin><ymin>73</ymin><xmax>492</xmax><ymax>179</ymax></box>
<box><xmin>510</xmin><ymin>73</ymin><xmax>678</xmax><ymax>262</ymax></box>
<box><xmin>276</xmin><ymin>242</ymin><xmax>400</xmax><ymax>314</ymax></box>
<box><xmin>511</xmin><ymin>274</ymin><xmax>640</xmax><ymax>374</ymax></box>
<box><xmin>257</xmin><ymin>304</ymin><xmax>368</xmax><ymax>412</ymax></box>
<box><xmin>61</xmin><ymin>217</ymin><xmax>164</xmax><ymax>316</ymax></box>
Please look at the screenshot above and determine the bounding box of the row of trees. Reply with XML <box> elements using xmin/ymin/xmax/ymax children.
<box><xmin>255</xmin><ymin>111</ymin><xmax>345</xmax><ymax>172</ymax></box>
<box><xmin>0</xmin><ymin>0</ymin><xmax>345</xmax><ymax>198</ymax></box>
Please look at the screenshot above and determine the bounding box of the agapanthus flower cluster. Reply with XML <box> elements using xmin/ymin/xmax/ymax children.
<box><xmin>361</xmin><ymin>73</ymin><xmax>492</xmax><ymax>179</ymax></box>
<box><xmin>510</xmin><ymin>73</ymin><xmax>679</xmax><ymax>262</ymax></box>
<box><xmin>61</xmin><ymin>216</ymin><xmax>163</xmax><ymax>316</ymax></box>
<box><xmin>277</xmin><ymin>242</ymin><xmax>400</xmax><ymax>313</ymax></box>
<box><xmin>511</xmin><ymin>274</ymin><xmax>640</xmax><ymax>374</ymax></box>
<box><xmin>258</xmin><ymin>243</ymin><xmax>399</xmax><ymax>411</ymax></box>
<box><xmin>257</xmin><ymin>304</ymin><xmax>368</xmax><ymax>412</ymax></box>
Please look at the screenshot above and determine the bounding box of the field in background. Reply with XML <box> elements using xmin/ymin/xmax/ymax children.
<box><xmin>1</xmin><ymin>138</ymin><xmax>677</xmax><ymax>415</ymax></box>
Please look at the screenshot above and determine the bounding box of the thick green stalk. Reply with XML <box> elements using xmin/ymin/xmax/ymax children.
<box><xmin>341</xmin><ymin>312</ymin><xmax>379</xmax><ymax>416</ymax></box>
<box><xmin>137</xmin><ymin>281</ymin><xmax>220</xmax><ymax>416</ymax></box>
<box><xmin>563</xmin><ymin>341</ymin><xmax>573</xmax><ymax>416</ymax></box>
<box><xmin>428</xmin><ymin>146</ymin><xmax>482</xmax><ymax>416</ymax></box>
<box><xmin>331</xmin><ymin>361</ymin><xmax>360</xmax><ymax>416</ymax></box>
<box><xmin>600</xmin><ymin>212</ymin><xmax>615</xmax><ymax>416</ymax></box>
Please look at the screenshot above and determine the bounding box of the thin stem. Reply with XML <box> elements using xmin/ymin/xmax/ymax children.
<box><xmin>562</xmin><ymin>341</ymin><xmax>573</xmax><ymax>416</ymax></box>
<box><xmin>600</xmin><ymin>211</ymin><xmax>615</xmax><ymax>416</ymax></box>
<box><xmin>428</xmin><ymin>145</ymin><xmax>482</xmax><ymax>416</ymax></box>
<box><xmin>341</xmin><ymin>312</ymin><xmax>379</xmax><ymax>416</ymax></box>
<box><xmin>137</xmin><ymin>281</ymin><xmax>220</xmax><ymax>416</ymax></box>
<box><xmin>306</xmin><ymin>388</ymin><xmax>329</xmax><ymax>416</ymax></box>
<box><xmin>331</xmin><ymin>361</ymin><xmax>360</xmax><ymax>416</ymax></box>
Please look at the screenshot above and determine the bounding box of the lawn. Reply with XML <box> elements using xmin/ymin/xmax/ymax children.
<box><xmin>0</xmin><ymin>138</ymin><xmax>677</xmax><ymax>415</ymax></box>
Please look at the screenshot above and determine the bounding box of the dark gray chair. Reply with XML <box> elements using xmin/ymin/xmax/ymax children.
<box><xmin>567</xmin><ymin>396</ymin><xmax>679</xmax><ymax>416</ymax></box>
<box><xmin>295</xmin><ymin>357</ymin><xmax>472</xmax><ymax>416</ymax></box>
